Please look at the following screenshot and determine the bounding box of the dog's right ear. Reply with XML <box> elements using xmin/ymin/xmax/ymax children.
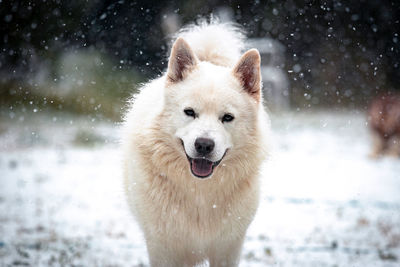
<box><xmin>166</xmin><ymin>37</ymin><xmax>198</xmax><ymax>84</ymax></box>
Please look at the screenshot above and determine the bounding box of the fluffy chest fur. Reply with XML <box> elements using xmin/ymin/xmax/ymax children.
<box><xmin>127</xmin><ymin>129</ymin><xmax>261</xmax><ymax>242</ymax></box>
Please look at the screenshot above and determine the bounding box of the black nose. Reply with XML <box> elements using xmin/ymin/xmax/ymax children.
<box><xmin>195</xmin><ymin>138</ymin><xmax>215</xmax><ymax>155</ymax></box>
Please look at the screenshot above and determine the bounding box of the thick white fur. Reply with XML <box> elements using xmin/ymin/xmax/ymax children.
<box><xmin>176</xmin><ymin>21</ymin><xmax>245</xmax><ymax>67</ymax></box>
<box><xmin>123</xmin><ymin>22</ymin><xmax>269</xmax><ymax>267</ymax></box>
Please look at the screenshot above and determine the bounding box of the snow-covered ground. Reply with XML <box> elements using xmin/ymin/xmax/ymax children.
<box><xmin>1</xmin><ymin>110</ymin><xmax>399</xmax><ymax>266</ymax></box>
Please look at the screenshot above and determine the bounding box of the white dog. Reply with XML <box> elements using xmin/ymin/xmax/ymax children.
<box><xmin>123</xmin><ymin>21</ymin><xmax>269</xmax><ymax>267</ymax></box>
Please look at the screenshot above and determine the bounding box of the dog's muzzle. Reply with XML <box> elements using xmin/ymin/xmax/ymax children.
<box><xmin>180</xmin><ymin>139</ymin><xmax>226</xmax><ymax>179</ymax></box>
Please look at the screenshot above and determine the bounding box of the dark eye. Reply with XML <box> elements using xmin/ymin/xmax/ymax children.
<box><xmin>184</xmin><ymin>108</ymin><xmax>196</xmax><ymax>118</ymax></box>
<box><xmin>222</xmin><ymin>113</ymin><xmax>234</xmax><ymax>123</ymax></box>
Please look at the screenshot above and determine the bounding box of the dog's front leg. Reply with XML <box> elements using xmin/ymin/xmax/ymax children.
<box><xmin>146</xmin><ymin>240</ymin><xmax>183</xmax><ymax>267</ymax></box>
<box><xmin>208</xmin><ymin>236</ymin><xmax>245</xmax><ymax>267</ymax></box>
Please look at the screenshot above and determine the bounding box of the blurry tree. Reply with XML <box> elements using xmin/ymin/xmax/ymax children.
<box><xmin>1</xmin><ymin>1</ymin><xmax>88</xmax><ymax>80</ymax></box>
<box><xmin>1</xmin><ymin>0</ymin><xmax>399</xmax><ymax>114</ymax></box>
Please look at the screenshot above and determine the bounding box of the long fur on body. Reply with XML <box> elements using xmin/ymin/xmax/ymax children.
<box><xmin>123</xmin><ymin>21</ymin><xmax>269</xmax><ymax>267</ymax></box>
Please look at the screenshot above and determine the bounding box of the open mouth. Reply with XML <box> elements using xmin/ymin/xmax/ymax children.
<box><xmin>187</xmin><ymin>156</ymin><xmax>223</xmax><ymax>179</ymax></box>
<box><xmin>180</xmin><ymin>139</ymin><xmax>225</xmax><ymax>179</ymax></box>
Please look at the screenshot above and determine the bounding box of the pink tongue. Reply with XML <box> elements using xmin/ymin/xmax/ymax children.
<box><xmin>191</xmin><ymin>158</ymin><xmax>213</xmax><ymax>177</ymax></box>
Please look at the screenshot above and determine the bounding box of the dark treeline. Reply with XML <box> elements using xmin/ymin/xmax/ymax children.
<box><xmin>1</xmin><ymin>0</ymin><xmax>399</xmax><ymax>108</ymax></box>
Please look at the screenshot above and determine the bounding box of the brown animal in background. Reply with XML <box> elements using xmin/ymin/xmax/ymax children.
<box><xmin>368</xmin><ymin>93</ymin><xmax>400</xmax><ymax>157</ymax></box>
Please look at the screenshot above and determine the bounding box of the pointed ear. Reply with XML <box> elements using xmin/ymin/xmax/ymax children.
<box><xmin>166</xmin><ymin>37</ymin><xmax>198</xmax><ymax>83</ymax></box>
<box><xmin>233</xmin><ymin>49</ymin><xmax>261</xmax><ymax>101</ymax></box>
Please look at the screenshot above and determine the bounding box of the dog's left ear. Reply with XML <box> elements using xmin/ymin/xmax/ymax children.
<box><xmin>166</xmin><ymin>37</ymin><xmax>198</xmax><ymax>83</ymax></box>
<box><xmin>233</xmin><ymin>49</ymin><xmax>261</xmax><ymax>101</ymax></box>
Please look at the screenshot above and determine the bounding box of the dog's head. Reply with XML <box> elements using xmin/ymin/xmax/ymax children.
<box><xmin>162</xmin><ymin>38</ymin><xmax>262</xmax><ymax>179</ymax></box>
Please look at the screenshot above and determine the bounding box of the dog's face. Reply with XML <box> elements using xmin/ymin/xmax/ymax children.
<box><xmin>162</xmin><ymin>38</ymin><xmax>261</xmax><ymax>179</ymax></box>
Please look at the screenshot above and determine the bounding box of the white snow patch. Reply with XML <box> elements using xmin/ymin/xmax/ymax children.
<box><xmin>0</xmin><ymin>111</ymin><xmax>399</xmax><ymax>266</ymax></box>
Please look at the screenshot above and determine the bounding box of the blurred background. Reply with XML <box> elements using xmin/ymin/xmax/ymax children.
<box><xmin>1</xmin><ymin>0</ymin><xmax>400</xmax><ymax>266</ymax></box>
<box><xmin>1</xmin><ymin>0</ymin><xmax>399</xmax><ymax>118</ymax></box>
